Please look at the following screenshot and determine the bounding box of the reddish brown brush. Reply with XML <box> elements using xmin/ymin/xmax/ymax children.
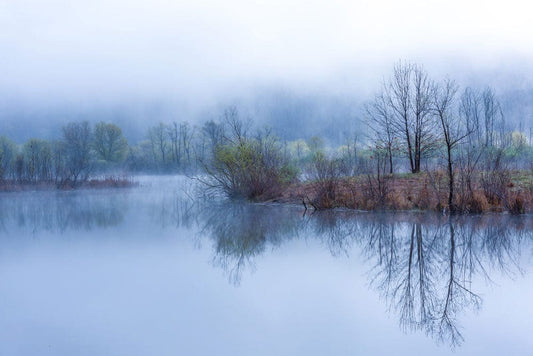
<box><xmin>83</xmin><ymin>177</ymin><xmax>137</xmax><ymax>189</ymax></box>
<box><xmin>279</xmin><ymin>172</ymin><xmax>532</xmax><ymax>214</ymax></box>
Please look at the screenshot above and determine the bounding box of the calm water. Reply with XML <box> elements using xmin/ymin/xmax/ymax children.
<box><xmin>0</xmin><ymin>176</ymin><xmax>532</xmax><ymax>355</ymax></box>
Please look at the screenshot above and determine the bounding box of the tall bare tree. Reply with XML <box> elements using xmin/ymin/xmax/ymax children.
<box><xmin>168</xmin><ymin>122</ymin><xmax>180</xmax><ymax>166</ymax></box>
<box><xmin>432</xmin><ymin>79</ymin><xmax>470</xmax><ymax>212</ymax></box>
<box><xmin>457</xmin><ymin>88</ymin><xmax>483</xmax><ymax>199</ymax></box>
<box><xmin>459</xmin><ymin>87</ymin><xmax>481</xmax><ymax>146</ymax></box>
<box><xmin>482</xmin><ymin>87</ymin><xmax>498</xmax><ymax>148</ymax></box>
<box><xmin>0</xmin><ymin>136</ymin><xmax>17</xmax><ymax>181</ymax></box>
<box><xmin>148</xmin><ymin>123</ymin><xmax>169</xmax><ymax>167</ymax></box>
<box><xmin>366</xmin><ymin>92</ymin><xmax>396</xmax><ymax>174</ymax></box>
<box><xmin>387</xmin><ymin>61</ymin><xmax>415</xmax><ymax>172</ymax></box>
<box><xmin>377</xmin><ymin>61</ymin><xmax>436</xmax><ymax>173</ymax></box>
<box><xmin>179</xmin><ymin>122</ymin><xmax>193</xmax><ymax>166</ymax></box>
<box><xmin>410</xmin><ymin>64</ymin><xmax>436</xmax><ymax>173</ymax></box>
<box><xmin>61</xmin><ymin>121</ymin><xmax>92</xmax><ymax>186</ymax></box>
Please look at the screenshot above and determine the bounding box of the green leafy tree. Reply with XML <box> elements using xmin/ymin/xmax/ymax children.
<box><xmin>93</xmin><ymin>122</ymin><xmax>128</xmax><ymax>163</ymax></box>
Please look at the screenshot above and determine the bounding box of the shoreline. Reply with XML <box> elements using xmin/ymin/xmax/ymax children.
<box><xmin>261</xmin><ymin>172</ymin><xmax>533</xmax><ymax>215</ymax></box>
<box><xmin>2</xmin><ymin>172</ymin><xmax>532</xmax><ymax>215</ymax></box>
<box><xmin>0</xmin><ymin>177</ymin><xmax>137</xmax><ymax>192</ymax></box>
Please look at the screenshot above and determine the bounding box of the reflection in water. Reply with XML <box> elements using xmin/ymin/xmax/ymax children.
<box><xmin>364</xmin><ymin>216</ymin><xmax>490</xmax><ymax>346</ymax></box>
<box><xmin>172</xmin><ymin>200</ymin><xmax>532</xmax><ymax>347</ymax></box>
<box><xmin>0</xmin><ymin>191</ymin><xmax>127</xmax><ymax>234</ymax></box>
<box><xmin>1</xmin><ymin>189</ymin><xmax>531</xmax><ymax>347</ymax></box>
<box><xmin>191</xmin><ymin>203</ymin><xmax>302</xmax><ymax>284</ymax></box>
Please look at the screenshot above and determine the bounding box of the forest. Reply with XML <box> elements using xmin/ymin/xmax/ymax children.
<box><xmin>1</xmin><ymin>62</ymin><xmax>532</xmax><ymax>213</ymax></box>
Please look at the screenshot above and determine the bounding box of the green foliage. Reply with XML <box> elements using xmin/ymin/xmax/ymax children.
<box><xmin>307</xmin><ymin>136</ymin><xmax>324</xmax><ymax>154</ymax></box>
<box><xmin>287</xmin><ymin>139</ymin><xmax>310</xmax><ymax>162</ymax></box>
<box><xmin>206</xmin><ymin>130</ymin><xmax>298</xmax><ymax>200</ymax></box>
<box><xmin>93</xmin><ymin>122</ymin><xmax>128</xmax><ymax>163</ymax></box>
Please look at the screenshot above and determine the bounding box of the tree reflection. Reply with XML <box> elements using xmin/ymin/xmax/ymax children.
<box><xmin>2</xmin><ymin>189</ymin><xmax>530</xmax><ymax>348</ymax></box>
<box><xmin>0</xmin><ymin>192</ymin><xmax>126</xmax><ymax>234</ymax></box>
<box><xmin>364</xmin><ymin>214</ymin><xmax>529</xmax><ymax>346</ymax></box>
<box><xmin>193</xmin><ymin>202</ymin><xmax>303</xmax><ymax>284</ymax></box>
<box><xmin>181</xmin><ymin>202</ymin><xmax>531</xmax><ymax>347</ymax></box>
<box><xmin>308</xmin><ymin>210</ymin><xmax>359</xmax><ymax>257</ymax></box>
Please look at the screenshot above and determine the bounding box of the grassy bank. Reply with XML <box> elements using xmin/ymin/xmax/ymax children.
<box><xmin>274</xmin><ymin>170</ymin><xmax>533</xmax><ymax>214</ymax></box>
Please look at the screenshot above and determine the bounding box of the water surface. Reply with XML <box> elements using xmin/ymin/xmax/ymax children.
<box><xmin>0</xmin><ymin>176</ymin><xmax>532</xmax><ymax>355</ymax></box>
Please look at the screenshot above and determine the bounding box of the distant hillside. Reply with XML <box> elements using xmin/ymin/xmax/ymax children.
<box><xmin>1</xmin><ymin>85</ymin><xmax>531</xmax><ymax>145</ymax></box>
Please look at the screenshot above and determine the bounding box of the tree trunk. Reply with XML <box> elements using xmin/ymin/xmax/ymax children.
<box><xmin>388</xmin><ymin>144</ymin><xmax>393</xmax><ymax>175</ymax></box>
<box><xmin>447</xmin><ymin>145</ymin><xmax>455</xmax><ymax>213</ymax></box>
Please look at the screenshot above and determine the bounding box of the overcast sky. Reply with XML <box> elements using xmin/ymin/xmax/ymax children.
<box><xmin>1</xmin><ymin>0</ymin><xmax>532</xmax><ymax>106</ymax></box>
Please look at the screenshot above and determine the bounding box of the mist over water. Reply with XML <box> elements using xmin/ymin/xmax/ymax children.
<box><xmin>1</xmin><ymin>2</ymin><xmax>533</xmax><ymax>354</ymax></box>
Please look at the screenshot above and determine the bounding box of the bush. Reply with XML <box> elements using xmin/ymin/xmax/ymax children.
<box><xmin>204</xmin><ymin>129</ymin><xmax>297</xmax><ymax>200</ymax></box>
<box><xmin>305</xmin><ymin>153</ymin><xmax>342</xmax><ymax>210</ymax></box>
<box><xmin>508</xmin><ymin>195</ymin><xmax>525</xmax><ymax>215</ymax></box>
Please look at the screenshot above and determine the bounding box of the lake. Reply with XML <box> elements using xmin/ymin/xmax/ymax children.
<box><xmin>0</xmin><ymin>176</ymin><xmax>531</xmax><ymax>355</ymax></box>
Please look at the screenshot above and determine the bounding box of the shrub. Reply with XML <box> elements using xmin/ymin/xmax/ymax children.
<box><xmin>204</xmin><ymin>131</ymin><xmax>297</xmax><ymax>200</ymax></box>
<box><xmin>306</xmin><ymin>153</ymin><xmax>342</xmax><ymax>210</ymax></box>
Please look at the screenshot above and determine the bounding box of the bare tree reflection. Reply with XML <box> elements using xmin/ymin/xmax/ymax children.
<box><xmin>364</xmin><ymin>214</ymin><xmax>530</xmax><ymax>346</ymax></box>
<box><xmin>4</xmin><ymin>188</ymin><xmax>529</xmax><ymax>348</ymax></box>
<box><xmin>177</xmin><ymin>201</ymin><xmax>531</xmax><ymax>346</ymax></box>
<box><xmin>308</xmin><ymin>210</ymin><xmax>360</xmax><ymax>257</ymax></box>
<box><xmin>434</xmin><ymin>220</ymin><xmax>481</xmax><ymax>346</ymax></box>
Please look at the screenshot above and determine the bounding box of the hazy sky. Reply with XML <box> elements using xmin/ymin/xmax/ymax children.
<box><xmin>1</xmin><ymin>0</ymin><xmax>532</xmax><ymax>105</ymax></box>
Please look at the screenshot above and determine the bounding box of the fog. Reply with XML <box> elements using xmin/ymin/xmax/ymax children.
<box><xmin>1</xmin><ymin>0</ymin><xmax>532</xmax><ymax>141</ymax></box>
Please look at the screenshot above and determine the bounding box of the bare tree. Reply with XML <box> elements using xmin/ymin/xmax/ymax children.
<box><xmin>456</xmin><ymin>88</ymin><xmax>483</xmax><ymax>205</ymax></box>
<box><xmin>380</xmin><ymin>61</ymin><xmax>436</xmax><ymax>173</ymax></box>
<box><xmin>22</xmin><ymin>139</ymin><xmax>53</xmax><ymax>182</ymax></box>
<box><xmin>179</xmin><ymin>122</ymin><xmax>193</xmax><ymax>166</ymax></box>
<box><xmin>0</xmin><ymin>136</ymin><xmax>18</xmax><ymax>181</ymax></box>
<box><xmin>168</xmin><ymin>122</ymin><xmax>180</xmax><ymax>166</ymax></box>
<box><xmin>366</xmin><ymin>92</ymin><xmax>396</xmax><ymax>174</ymax></box>
<box><xmin>166</xmin><ymin>121</ymin><xmax>193</xmax><ymax>170</ymax></box>
<box><xmin>61</xmin><ymin>121</ymin><xmax>92</xmax><ymax>186</ymax></box>
<box><xmin>432</xmin><ymin>79</ymin><xmax>470</xmax><ymax>213</ymax></box>
<box><xmin>341</xmin><ymin>131</ymin><xmax>359</xmax><ymax>175</ymax></box>
<box><xmin>410</xmin><ymin>64</ymin><xmax>436</xmax><ymax>173</ymax></box>
<box><xmin>387</xmin><ymin>61</ymin><xmax>415</xmax><ymax>172</ymax></box>
<box><xmin>459</xmin><ymin>87</ymin><xmax>482</xmax><ymax>144</ymax></box>
<box><xmin>222</xmin><ymin>106</ymin><xmax>250</xmax><ymax>145</ymax></box>
<box><xmin>482</xmin><ymin>87</ymin><xmax>498</xmax><ymax>148</ymax></box>
<box><xmin>148</xmin><ymin>123</ymin><xmax>169</xmax><ymax>168</ymax></box>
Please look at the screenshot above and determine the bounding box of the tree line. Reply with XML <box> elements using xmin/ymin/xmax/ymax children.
<box><xmin>1</xmin><ymin>61</ymin><xmax>532</xmax><ymax>212</ymax></box>
<box><xmin>0</xmin><ymin>119</ymin><xmax>207</xmax><ymax>186</ymax></box>
<box><xmin>201</xmin><ymin>62</ymin><xmax>531</xmax><ymax>213</ymax></box>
